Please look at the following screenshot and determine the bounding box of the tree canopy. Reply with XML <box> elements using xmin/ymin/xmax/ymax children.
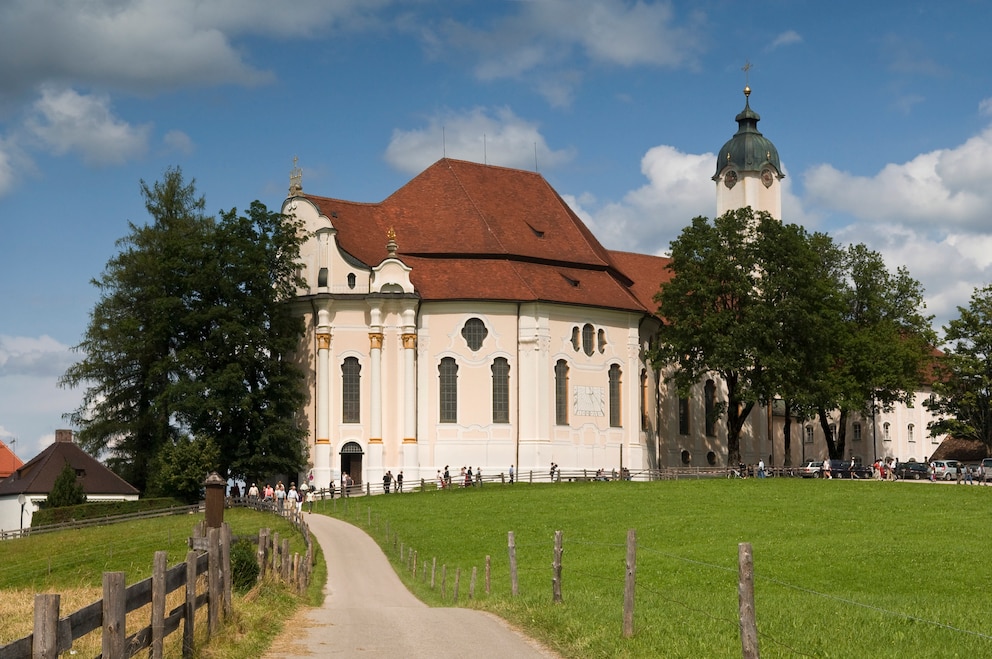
<box><xmin>926</xmin><ymin>284</ymin><xmax>992</xmax><ymax>445</ymax></box>
<box><xmin>651</xmin><ymin>207</ymin><xmax>935</xmax><ymax>465</ymax></box>
<box><xmin>60</xmin><ymin>168</ymin><xmax>308</xmax><ymax>493</ymax></box>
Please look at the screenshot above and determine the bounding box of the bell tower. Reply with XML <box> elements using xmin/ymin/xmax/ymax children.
<box><xmin>713</xmin><ymin>85</ymin><xmax>783</xmax><ymax>219</ymax></box>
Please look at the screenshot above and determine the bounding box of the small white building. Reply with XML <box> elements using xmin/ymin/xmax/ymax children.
<box><xmin>0</xmin><ymin>429</ymin><xmax>139</xmax><ymax>533</ymax></box>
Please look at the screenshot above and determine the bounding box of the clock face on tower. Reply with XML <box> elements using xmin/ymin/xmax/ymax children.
<box><xmin>724</xmin><ymin>170</ymin><xmax>738</xmax><ymax>189</ymax></box>
<box><xmin>761</xmin><ymin>168</ymin><xmax>774</xmax><ymax>188</ymax></box>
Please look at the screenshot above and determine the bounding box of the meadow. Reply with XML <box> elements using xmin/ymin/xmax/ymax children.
<box><xmin>0</xmin><ymin>508</ymin><xmax>321</xmax><ymax>658</ymax></box>
<box><xmin>318</xmin><ymin>478</ymin><xmax>992</xmax><ymax>658</ymax></box>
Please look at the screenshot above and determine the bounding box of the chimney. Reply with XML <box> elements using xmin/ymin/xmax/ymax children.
<box><xmin>55</xmin><ymin>429</ymin><xmax>74</xmax><ymax>443</ymax></box>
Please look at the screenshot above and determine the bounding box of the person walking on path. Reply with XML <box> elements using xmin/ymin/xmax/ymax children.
<box><xmin>261</xmin><ymin>514</ymin><xmax>559</xmax><ymax>659</ymax></box>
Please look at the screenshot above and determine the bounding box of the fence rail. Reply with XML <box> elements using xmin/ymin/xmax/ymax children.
<box><xmin>2</xmin><ymin>508</ymin><xmax>314</xmax><ymax>659</ymax></box>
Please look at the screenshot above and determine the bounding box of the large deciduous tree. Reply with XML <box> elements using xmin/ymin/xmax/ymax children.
<box><xmin>651</xmin><ymin>208</ymin><xmax>839</xmax><ymax>465</ymax></box>
<box><xmin>926</xmin><ymin>284</ymin><xmax>992</xmax><ymax>445</ymax></box>
<box><xmin>61</xmin><ymin>168</ymin><xmax>308</xmax><ymax>493</ymax></box>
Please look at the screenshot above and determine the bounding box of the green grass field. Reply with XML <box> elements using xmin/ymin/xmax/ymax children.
<box><xmin>318</xmin><ymin>478</ymin><xmax>992</xmax><ymax>658</ymax></box>
<box><xmin>0</xmin><ymin>508</ymin><xmax>320</xmax><ymax>658</ymax></box>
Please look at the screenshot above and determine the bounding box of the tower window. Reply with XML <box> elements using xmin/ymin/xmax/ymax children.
<box><xmin>439</xmin><ymin>358</ymin><xmax>458</xmax><ymax>423</ymax></box>
<box><xmin>492</xmin><ymin>358</ymin><xmax>510</xmax><ymax>424</ymax></box>
<box><xmin>342</xmin><ymin>357</ymin><xmax>361</xmax><ymax>423</ymax></box>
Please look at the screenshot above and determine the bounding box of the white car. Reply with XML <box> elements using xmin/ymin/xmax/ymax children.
<box><xmin>800</xmin><ymin>461</ymin><xmax>823</xmax><ymax>478</ymax></box>
<box><xmin>931</xmin><ymin>460</ymin><xmax>960</xmax><ymax>481</ymax></box>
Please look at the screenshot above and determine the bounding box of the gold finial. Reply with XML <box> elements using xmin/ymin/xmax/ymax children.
<box><xmin>386</xmin><ymin>227</ymin><xmax>398</xmax><ymax>257</ymax></box>
<box><xmin>289</xmin><ymin>156</ymin><xmax>303</xmax><ymax>196</ymax></box>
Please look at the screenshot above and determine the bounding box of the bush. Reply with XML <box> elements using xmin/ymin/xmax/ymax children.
<box><xmin>231</xmin><ymin>539</ymin><xmax>260</xmax><ymax>592</ymax></box>
<box><xmin>32</xmin><ymin>497</ymin><xmax>187</xmax><ymax>526</ymax></box>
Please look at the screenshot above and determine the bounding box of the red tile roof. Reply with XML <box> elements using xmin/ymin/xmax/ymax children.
<box><xmin>0</xmin><ymin>432</ymin><xmax>139</xmax><ymax>497</ymax></box>
<box><xmin>302</xmin><ymin>158</ymin><xmax>671</xmax><ymax>313</ymax></box>
<box><xmin>0</xmin><ymin>439</ymin><xmax>22</xmax><ymax>479</ymax></box>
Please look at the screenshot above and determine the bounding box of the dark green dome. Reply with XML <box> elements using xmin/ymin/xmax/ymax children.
<box><xmin>713</xmin><ymin>88</ymin><xmax>783</xmax><ymax>180</ymax></box>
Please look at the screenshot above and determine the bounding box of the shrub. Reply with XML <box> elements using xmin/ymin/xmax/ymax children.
<box><xmin>231</xmin><ymin>539</ymin><xmax>260</xmax><ymax>592</ymax></box>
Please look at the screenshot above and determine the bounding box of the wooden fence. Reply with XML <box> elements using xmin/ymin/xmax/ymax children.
<box><xmin>1</xmin><ymin>513</ymin><xmax>314</xmax><ymax>659</ymax></box>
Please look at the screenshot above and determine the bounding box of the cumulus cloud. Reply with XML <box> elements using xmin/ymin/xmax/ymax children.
<box><xmin>384</xmin><ymin>106</ymin><xmax>575</xmax><ymax>174</ymax></box>
<box><xmin>0</xmin><ymin>0</ymin><xmax>394</xmax><ymax>99</ymax></box>
<box><xmin>24</xmin><ymin>87</ymin><xmax>150</xmax><ymax>165</ymax></box>
<box><xmin>436</xmin><ymin>0</ymin><xmax>703</xmax><ymax>103</ymax></box>
<box><xmin>0</xmin><ymin>334</ymin><xmax>77</xmax><ymax>378</ymax></box>
<box><xmin>803</xmin><ymin>124</ymin><xmax>992</xmax><ymax>232</ymax></box>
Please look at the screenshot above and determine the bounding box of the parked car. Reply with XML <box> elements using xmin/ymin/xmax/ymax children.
<box><xmin>801</xmin><ymin>461</ymin><xmax>823</xmax><ymax>478</ymax></box>
<box><xmin>931</xmin><ymin>460</ymin><xmax>960</xmax><ymax>481</ymax></box>
<box><xmin>896</xmin><ymin>461</ymin><xmax>929</xmax><ymax>480</ymax></box>
<box><xmin>834</xmin><ymin>460</ymin><xmax>873</xmax><ymax>479</ymax></box>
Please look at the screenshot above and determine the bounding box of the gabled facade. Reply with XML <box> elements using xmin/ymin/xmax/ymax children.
<box><xmin>0</xmin><ymin>429</ymin><xmax>139</xmax><ymax>533</ymax></box>
<box><xmin>284</xmin><ymin>158</ymin><xmax>673</xmax><ymax>489</ymax></box>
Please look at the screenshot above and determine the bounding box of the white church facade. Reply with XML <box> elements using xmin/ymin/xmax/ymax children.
<box><xmin>283</xmin><ymin>88</ymin><xmax>943</xmax><ymax>489</ymax></box>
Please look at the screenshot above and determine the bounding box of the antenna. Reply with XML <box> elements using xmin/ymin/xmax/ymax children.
<box><xmin>534</xmin><ymin>142</ymin><xmax>539</xmax><ymax>172</ymax></box>
<box><xmin>483</xmin><ymin>133</ymin><xmax>487</xmax><ymax>165</ymax></box>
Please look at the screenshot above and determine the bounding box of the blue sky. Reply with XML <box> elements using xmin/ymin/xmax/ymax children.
<box><xmin>2</xmin><ymin>0</ymin><xmax>991</xmax><ymax>462</ymax></box>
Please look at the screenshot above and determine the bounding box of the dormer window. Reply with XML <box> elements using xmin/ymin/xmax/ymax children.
<box><xmin>347</xmin><ymin>273</ymin><xmax>356</xmax><ymax>289</ymax></box>
<box><xmin>318</xmin><ymin>268</ymin><xmax>328</xmax><ymax>287</ymax></box>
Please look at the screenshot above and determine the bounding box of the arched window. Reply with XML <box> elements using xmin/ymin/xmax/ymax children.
<box><xmin>853</xmin><ymin>422</ymin><xmax>862</xmax><ymax>442</ymax></box>
<box><xmin>571</xmin><ymin>326</ymin><xmax>581</xmax><ymax>352</ymax></box>
<box><xmin>492</xmin><ymin>358</ymin><xmax>510</xmax><ymax>424</ymax></box>
<box><xmin>461</xmin><ymin>318</ymin><xmax>488</xmax><ymax>351</ymax></box>
<box><xmin>555</xmin><ymin>360</ymin><xmax>569</xmax><ymax>425</ymax></box>
<box><xmin>908</xmin><ymin>423</ymin><xmax>915</xmax><ymax>442</ymax></box>
<box><xmin>829</xmin><ymin>423</ymin><xmax>837</xmax><ymax>442</ymax></box>
<box><xmin>609</xmin><ymin>364</ymin><xmax>622</xmax><ymax>427</ymax></box>
<box><xmin>439</xmin><ymin>358</ymin><xmax>458</xmax><ymax>423</ymax></box>
<box><xmin>582</xmin><ymin>324</ymin><xmax>594</xmax><ymax>356</ymax></box>
<box><xmin>678</xmin><ymin>396</ymin><xmax>690</xmax><ymax>436</ymax></box>
<box><xmin>883</xmin><ymin>422</ymin><xmax>891</xmax><ymax>441</ymax></box>
<box><xmin>318</xmin><ymin>267</ymin><xmax>328</xmax><ymax>287</ymax></box>
<box><xmin>597</xmin><ymin>328</ymin><xmax>607</xmax><ymax>353</ymax></box>
<box><xmin>704</xmin><ymin>380</ymin><xmax>716</xmax><ymax>437</ymax></box>
<box><xmin>347</xmin><ymin>272</ymin><xmax>356</xmax><ymax>289</ymax></box>
<box><xmin>341</xmin><ymin>357</ymin><xmax>361</xmax><ymax>423</ymax></box>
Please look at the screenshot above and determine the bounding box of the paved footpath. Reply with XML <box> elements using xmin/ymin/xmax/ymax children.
<box><xmin>263</xmin><ymin>512</ymin><xmax>559</xmax><ymax>658</ymax></box>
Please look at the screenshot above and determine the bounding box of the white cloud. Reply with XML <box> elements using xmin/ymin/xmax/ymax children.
<box><xmin>769</xmin><ymin>30</ymin><xmax>802</xmax><ymax>50</ymax></box>
<box><xmin>163</xmin><ymin>130</ymin><xmax>195</xmax><ymax>156</ymax></box>
<box><xmin>0</xmin><ymin>0</ymin><xmax>394</xmax><ymax>98</ymax></box>
<box><xmin>438</xmin><ymin>0</ymin><xmax>703</xmax><ymax>102</ymax></box>
<box><xmin>384</xmin><ymin>106</ymin><xmax>575</xmax><ymax>174</ymax></box>
<box><xmin>25</xmin><ymin>87</ymin><xmax>150</xmax><ymax>165</ymax></box>
<box><xmin>803</xmin><ymin>124</ymin><xmax>992</xmax><ymax>232</ymax></box>
<box><xmin>0</xmin><ymin>334</ymin><xmax>77</xmax><ymax>378</ymax></box>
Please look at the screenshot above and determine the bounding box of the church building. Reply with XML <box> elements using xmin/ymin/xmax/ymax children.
<box><xmin>283</xmin><ymin>87</ymin><xmax>941</xmax><ymax>488</ymax></box>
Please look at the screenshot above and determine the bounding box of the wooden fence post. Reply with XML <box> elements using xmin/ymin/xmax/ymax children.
<box><xmin>622</xmin><ymin>529</ymin><xmax>636</xmax><ymax>638</ymax></box>
<box><xmin>281</xmin><ymin>538</ymin><xmax>291</xmax><ymax>582</ymax></box>
<box><xmin>508</xmin><ymin>531</ymin><xmax>518</xmax><ymax>596</ymax></box>
<box><xmin>221</xmin><ymin>523</ymin><xmax>232</xmax><ymax>616</ymax></box>
<box><xmin>258</xmin><ymin>528</ymin><xmax>269</xmax><ymax>578</ymax></box>
<box><xmin>738</xmin><ymin>542</ymin><xmax>760</xmax><ymax>659</ymax></box>
<box><xmin>470</xmin><ymin>567</ymin><xmax>477</xmax><ymax>599</ymax></box>
<box><xmin>103</xmin><ymin>571</ymin><xmax>126</xmax><ymax>658</ymax></box>
<box><xmin>453</xmin><ymin>568</ymin><xmax>461</xmax><ymax>603</ymax></box>
<box><xmin>184</xmin><ymin>550</ymin><xmax>196</xmax><ymax>658</ymax></box>
<box><xmin>552</xmin><ymin>530</ymin><xmax>564</xmax><ymax>603</ymax></box>
<box><xmin>485</xmin><ymin>555</ymin><xmax>491</xmax><ymax>594</ymax></box>
<box><xmin>152</xmin><ymin>551</ymin><xmax>167</xmax><ymax>659</ymax></box>
<box><xmin>431</xmin><ymin>558</ymin><xmax>436</xmax><ymax>589</ymax></box>
<box><xmin>208</xmin><ymin>527</ymin><xmax>221</xmax><ymax>636</ymax></box>
<box><xmin>441</xmin><ymin>565</ymin><xmax>448</xmax><ymax>600</ymax></box>
<box><xmin>32</xmin><ymin>593</ymin><xmax>59</xmax><ymax>659</ymax></box>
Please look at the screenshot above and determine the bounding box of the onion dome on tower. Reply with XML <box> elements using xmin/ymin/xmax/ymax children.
<box><xmin>713</xmin><ymin>86</ymin><xmax>784</xmax><ymax>219</ymax></box>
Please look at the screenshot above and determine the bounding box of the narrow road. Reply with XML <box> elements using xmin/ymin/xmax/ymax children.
<box><xmin>263</xmin><ymin>513</ymin><xmax>559</xmax><ymax>658</ymax></box>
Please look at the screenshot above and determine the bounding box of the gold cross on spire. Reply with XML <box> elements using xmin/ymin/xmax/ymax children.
<box><xmin>742</xmin><ymin>60</ymin><xmax>752</xmax><ymax>96</ymax></box>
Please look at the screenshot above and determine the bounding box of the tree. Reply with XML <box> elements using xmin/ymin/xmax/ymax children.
<box><xmin>61</xmin><ymin>168</ymin><xmax>210</xmax><ymax>491</ymax></box>
<box><xmin>47</xmin><ymin>461</ymin><xmax>87</xmax><ymax>508</ymax></box>
<box><xmin>146</xmin><ymin>435</ymin><xmax>220</xmax><ymax>504</ymax></box>
<box><xmin>813</xmin><ymin>245</ymin><xmax>935</xmax><ymax>459</ymax></box>
<box><xmin>61</xmin><ymin>168</ymin><xmax>309</xmax><ymax>493</ymax></box>
<box><xmin>651</xmin><ymin>208</ymin><xmax>839</xmax><ymax>465</ymax></box>
<box><xmin>926</xmin><ymin>284</ymin><xmax>992</xmax><ymax>445</ymax></box>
